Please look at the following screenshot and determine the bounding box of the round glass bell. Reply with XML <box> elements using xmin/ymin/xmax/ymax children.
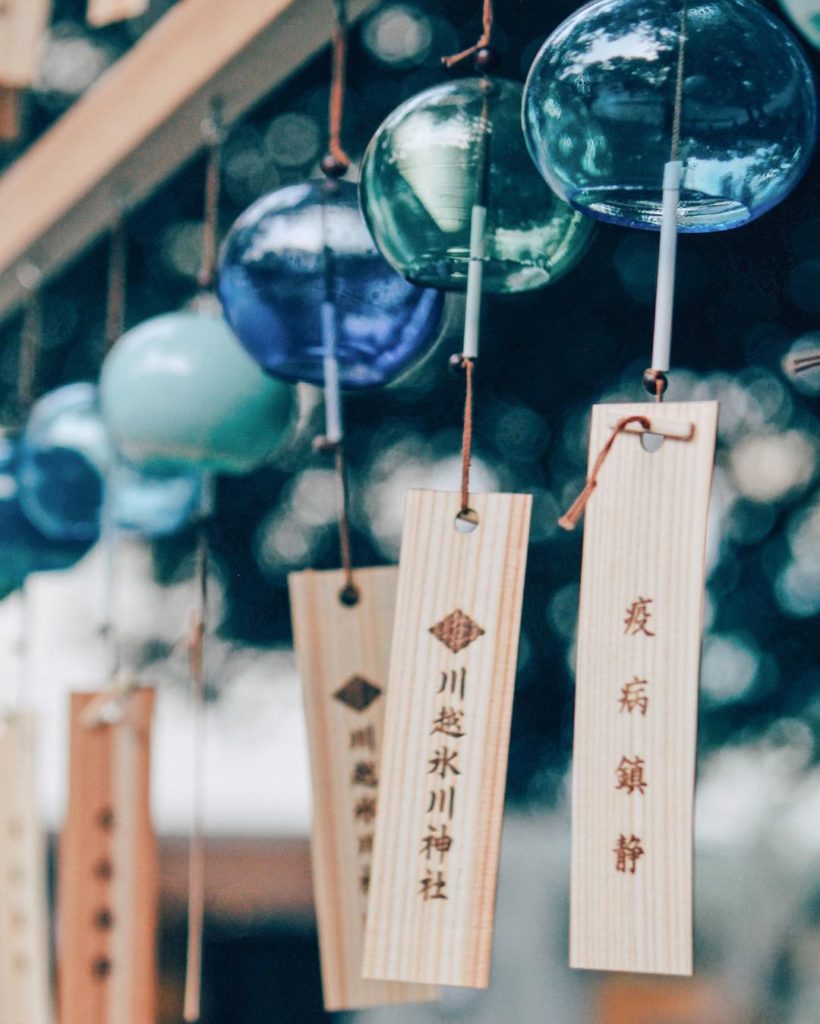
<box><xmin>523</xmin><ymin>0</ymin><xmax>817</xmax><ymax>231</ymax></box>
<box><xmin>0</xmin><ymin>434</ymin><xmax>89</xmax><ymax>595</ymax></box>
<box><xmin>19</xmin><ymin>383</ymin><xmax>202</xmax><ymax>541</ymax></box>
<box><xmin>100</xmin><ymin>304</ymin><xmax>295</xmax><ymax>476</ymax></box>
<box><xmin>359</xmin><ymin>76</ymin><xmax>594</xmax><ymax>293</ymax></box>
<box><xmin>218</xmin><ymin>179</ymin><xmax>444</xmax><ymax>389</ymax></box>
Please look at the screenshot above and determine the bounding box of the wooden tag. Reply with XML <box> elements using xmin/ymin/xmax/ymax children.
<box><xmin>0</xmin><ymin>0</ymin><xmax>51</xmax><ymax>88</ymax></box>
<box><xmin>570</xmin><ymin>401</ymin><xmax>718</xmax><ymax>976</ymax></box>
<box><xmin>0</xmin><ymin>711</ymin><xmax>51</xmax><ymax>1024</ymax></box>
<box><xmin>288</xmin><ymin>565</ymin><xmax>438</xmax><ymax>1011</ymax></box>
<box><xmin>362</xmin><ymin>489</ymin><xmax>532</xmax><ymax>988</ymax></box>
<box><xmin>57</xmin><ymin>688</ymin><xmax>159</xmax><ymax>1024</ymax></box>
<box><xmin>86</xmin><ymin>0</ymin><xmax>149</xmax><ymax>27</ymax></box>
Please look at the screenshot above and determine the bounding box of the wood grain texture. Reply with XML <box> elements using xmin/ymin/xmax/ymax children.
<box><xmin>0</xmin><ymin>0</ymin><xmax>50</xmax><ymax>87</ymax></box>
<box><xmin>0</xmin><ymin>711</ymin><xmax>52</xmax><ymax>1024</ymax></box>
<box><xmin>86</xmin><ymin>0</ymin><xmax>148</xmax><ymax>27</ymax></box>
<box><xmin>570</xmin><ymin>401</ymin><xmax>718</xmax><ymax>976</ymax></box>
<box><xmin>289</xmin><ymin>566</ymin><xmax>437</xmax><ymax>1011</ymax></box>
<box><xmin>363</xmin><ymin>490</ymin><xmax>532</xmax><ymax>988</ymax></box>
<box><xmin>57</xmin><ymin>688</ymin><xmax>158</xmax><ymax>1024</ymax></box>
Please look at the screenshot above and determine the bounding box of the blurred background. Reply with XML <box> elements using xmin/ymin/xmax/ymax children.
<box><xmin>0</xmin><ymin>0</ymin><xmax>817</xmax><ymax>1021</ymax></box>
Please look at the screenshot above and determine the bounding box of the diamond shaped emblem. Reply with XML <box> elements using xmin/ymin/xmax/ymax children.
<box><xmin>334</xmin><ymin>675</ymin><xmax>382</xmax><ymax>713</ymax></box>
<box><xmin>429</xmin><ymin>609</ymin><xmax>485</xmax><ymax>654</ymax></box>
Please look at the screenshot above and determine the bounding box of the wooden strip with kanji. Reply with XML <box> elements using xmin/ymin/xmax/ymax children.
<box><xmin>362</xmin><ymin>489</ymin><xmax>532</xmax><ymax>988</ymax></box>
<box><xmin>289</xmin><ymin>565</ymin><xmax>438</xmax><ymax>1011</ymax></box>
<box><xmin>0</xmin><ymin>711</ymin><xmax>52</xmax><ymax>1024</ymax></box>
<box><xmin>57</xmin><ymin>688</ymin><xmax>158</xmax><ymax>1024</ymax></box>
<box><xmin>570</xmin><ymin>401</ymin><xmax>718</xmax><ymax>975</ymax></box>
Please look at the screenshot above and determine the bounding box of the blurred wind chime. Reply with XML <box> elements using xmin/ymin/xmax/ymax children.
<box><xmin>0</xmin><ymin>273</ymin><xmax>53</xmax><ymax>1024</ymax></box>
<box><xmin>56</xmin><ymin>214</ymin><xmax>160</xmax><ymax>1024</ymax></box>
<box><xmin>352</xmin><ymin>0</ymin><xmax>588</xmax><ymax>990</ymax></box>
<box><xmin>521</xmin><ymin>0</ymin><xmax>816</xmax><ymax>975</ymax></box>
<box><xmin>218</xmin><ymin>0</ymin><xmax>444</xmax><ymax>1009</ymax></box>
<box><xmin>98</xmin><ymin>102</ymin><xmax>295</xmax><ymax>1021</ymax></box>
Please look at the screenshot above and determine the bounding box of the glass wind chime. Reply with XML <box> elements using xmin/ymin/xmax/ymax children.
<box><xmin>345</xmin><ymin>0</ymin><xmax>593</xmax><ymax>995</ymax></box>
<box><xmin>53</xmin><ymin>215</ymin><xmax>191</xmax><ymax>1024</ymax></box>
<box><xmin>520</xmin><ymin>0</ymin><xmax>816</xmax><ymax>977</ymax></box>
<box><xmin>218</xmin><ymin>1</ymin><xmax>445</xmax><ymax>1010</ymax></box>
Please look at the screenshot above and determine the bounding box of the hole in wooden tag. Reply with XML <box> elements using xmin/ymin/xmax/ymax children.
<box><xmin>338</xmin><ymin>583</ymin><xmax>360</xmax><ymax>607</ymax></box>
<box><xmin>454</xmin><ymin>508</ymin><xmax>479</xmax><ymax>533</ymax></box>
<box><xmin>641</xmin><ymin>432</ymin><xmax>665</xmax><ymax>453</ymax></box>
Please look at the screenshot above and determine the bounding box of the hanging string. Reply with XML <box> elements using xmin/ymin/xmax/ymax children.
<box><xmin>105</xmin><ymin>216</ymin><xmax>127</xmax><ymax>352</ymax></box>
<box><xmin>16</xmin><ymin>277</ymin><xmax>43</xmax><ymax>425</ymax></box>
<box><xmin>99</xmin><ymin>217</ymin><xmax>130</xmax><ymax>687</ymax></box>
<box><xmin>442</xmin><ymin>0</ymin><xmax>494</xmax><ymax>67</ymax></box>
<box><xmin>646</xmin><ymin>1</ymin><xmax>688</xmax><ymax>401</ymax></box>
<box><xmin>13</xmin><ymin>272</ymin><xmax>43</xmax><ymax>709</ymax></box>
<box><xmin>459</xmin><ymin>358</ymin><xmax>475</xmax><ymax>515</ymax></box>
<box><xmin>324</xmin><ymin>0</ymin><xmax>350</xmax><ymax>173</ymax></box>
<box><xmin>334</xmin><ymin>444</ymin><xmax>357</xmax><ymax>600</ymax></box>
<box><xmin>558</xmin><ymin>415</ymin><xmax>651</xmax><ymax>530</ymax></box>
<box><xmin>183</xmin><ymin>479</ymin><xmax>212</xmax><ymax>1023</ymax></box>
<box><xmin>792</xmin><ymin>351</ymin><xmax>820</xmax><ymax>374</ymax></box>
<box><xmin>670</xmin><ymin>1</ymin><xmax>688</xmax><ymax>163</ymax></box>
<box><xmin>198</xmin><ymin>103</ymin><xmax>223</xmax><ymax>292</ymax></box>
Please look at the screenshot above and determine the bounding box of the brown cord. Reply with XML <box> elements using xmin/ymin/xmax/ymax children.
<box><xmin>183</xmin><ymin>517</ymin><xmax>209</xmax><ymax>1022</ymax></box>
<box><xmin>16</xmin><ymin>287</ymin><xmax>42</xmax><ymax>422</ymax></box>
<box><xmin>792</xmin><ymin>352</ymin><xmax>820</xmax><ymax>373</ymax></box>
<box><xmin>105</xmin><ymin>217</ymin><xmax>127</xmax><ymax>352</ymax></box>
<box><xmin>655</xmin><ymin>375</ymin><xmax>664</xmax><ymax>403</ymax></box>
<box><xmin>443</xmin><ymin>0</ymin><xmax>494</xmax><ymax>67</ymax></box>
<box><xmin>460</xmin><ymin>357</ymin><xmax>474</xmax><ymax>514</ymax></box>
<box><xmin>558</xmin><ymin>415</ymin><xmax>651</xmax><ymax>531</ymax></box>
<box><xmin>328</xmin><ymin>0</ymin><xmax>351</xmax><ymax>167</ymax></box>
<box><xmin>198</xmin><ymin>111</ymin><xmax>222</xmax><ymax>292</ymax></box>
<box><xmin>333</xmin><ymin>442</ymin><xmax>355</xmax><ymax>595</ymax></box>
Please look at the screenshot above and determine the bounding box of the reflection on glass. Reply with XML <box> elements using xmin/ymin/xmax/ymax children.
<box><xmin>523</xmin><ymin>0</ymin><xmax>817</xmax><ymax>230</ymax></box>
<box><xmin>219</xmin><ymin>180</ymin><xmax>444</xmax><ymax>389</ymax></box>
<box><xmin>360</xmin><ymin>77</ymin><xmax>594</xmax><ymax>292</ymax></box>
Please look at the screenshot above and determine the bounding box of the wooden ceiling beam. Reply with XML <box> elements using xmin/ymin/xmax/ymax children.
<box><xmin>0</xmin><ymin>0</ymin><xmax>378</xmax><ymax>321</ymax></box>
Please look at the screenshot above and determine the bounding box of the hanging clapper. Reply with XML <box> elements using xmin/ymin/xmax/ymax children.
<box><xmin>566</xmin><ymin>0</ymin><xmax>720</xmax><ymax>978</ymax></box>
<box><xmin>364</xmin><ymin>12</ymin><xmax>532</xmax><ymax>990</ymax></box>
<box><xmin>57</xmin><ymin>208</ymin><xmax>159</xmax><ymax>1024</ymax></box>
<box><xmin>288</xmin><ymin>10</ymin><xmax>436</xmax><ymax>1005</ymax></box>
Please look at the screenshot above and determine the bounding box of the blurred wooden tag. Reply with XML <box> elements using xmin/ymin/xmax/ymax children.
<box><xmin>0</xmin><ymin>0</ymin><xmax>51</xmax><ymax>87</ymax></box>
<box><xmin>86</xmin><ymin>0</ymin><xmax>149</xmax><ymax>27</ymax></box>
<box><xmin>0</xmin><ymin>711</ymin><xmax>51</xmax><ymax>1024</ymax></box>
<box><xmin>570</xmin><ymin>401</ymin><xmax>718</xmax><ymax>975</ymax></box>
<box><xmin>289</xmin><ymin>565</ymin><xmax>438</xmax><ymax>1011</ymax></box>
<box><xmin>58</xmin><ymin>688</ymin><xmax>159</xmax><ymax>1024</ymax></box>
<box><xmin>363</xmin><ymin>489</ymin><xmax>532</xmax><ymax>988</ymax></box>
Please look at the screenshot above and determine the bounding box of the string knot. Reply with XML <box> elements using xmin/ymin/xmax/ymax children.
<box><xmin>558</xmin><ymin>415</ymin><xmax>650</xmax><ymax>531</ymax></box>
<box><xmin>442</xmin><ymin>0</ymin><xmax>494</xmax><ymax>68</ymax></box>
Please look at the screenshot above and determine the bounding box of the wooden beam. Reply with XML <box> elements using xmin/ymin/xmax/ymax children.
<box><xmin>0</xmin><ymin>0</ymin><xmax>377</xmax><ymax>322</ymax></box>
<box><xmin>0</xmin><ymin>0</ymin><xmax>51</xmax><ymax>88</ymax></box>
